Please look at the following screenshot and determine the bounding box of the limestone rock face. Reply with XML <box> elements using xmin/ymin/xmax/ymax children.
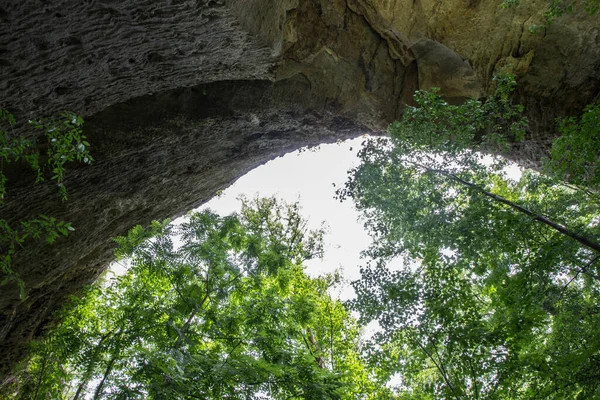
<box><xmin>410</xmin><ymin>36</ymin><xmax>482</xmax><ymax>102</ymax></box>
<box><xmin>0</xmin><ymin>0</ymin><xmax>599</xmax><ymax>379</ymax></box>
<box><xmin>1</xmin><ymin>0</ymin><xmax>279</xmax><ymax>119</ymax></box>
<box><xmin>368</xmin><ymin>0</ymin><xmax>600</xmax><ymax>165</ymax></box>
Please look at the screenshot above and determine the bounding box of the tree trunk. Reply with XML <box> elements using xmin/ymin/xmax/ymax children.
<box><xmin>92</xmin><ymin>354</ymin><xmax>117</xmax><ymax>400</ymax></box>
<box><xmin>432</xmin><ymin>168</ymin><xmax>600</xmax><ymax>254</ymax></box>
<box><xmin>306</xmin><ymin>328</ymin><xmax>325</xmax><ymax>369</ymax></box>
<box><xmin>72</xmin><ymin>330</ymin><xmax>114</xmax><ymax>400</ymax></box>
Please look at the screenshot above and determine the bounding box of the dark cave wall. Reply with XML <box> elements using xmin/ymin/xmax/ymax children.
<box><xmin>0</xmin><ymin>0</ymin><xmax>281</xmax><ymax>376</ymax></box>
<box><xmin>0</xmin><ymin>0</ymin><xmax>277</xmax><ymax>119</ymax></box>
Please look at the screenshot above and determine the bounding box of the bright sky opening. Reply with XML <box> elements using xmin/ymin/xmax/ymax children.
<box><xmin>196</xmin><ymin>137</ymin><xmax>371</xmax><ymax>301</ymax></box>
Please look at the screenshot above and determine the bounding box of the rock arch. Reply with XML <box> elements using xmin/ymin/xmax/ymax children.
<box><xmin>1</xmin><ymin>0</ymin><xmax>599</xmax><ymax>377</ymax></box>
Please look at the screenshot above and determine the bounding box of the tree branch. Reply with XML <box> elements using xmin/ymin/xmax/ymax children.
<box><xmin>414</xmin><ymin>162</ymin><xmax>600</xmax><ymax>254</ymax></box>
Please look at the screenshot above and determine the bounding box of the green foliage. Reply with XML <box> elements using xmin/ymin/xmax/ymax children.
<box><xmin>500</xmin><ymin>0</ymin><xmax>520</xmax><ymax>9</ymax></box>
<box><xmin>0</xmin><ymin>110</ymin><xmax>91</xmax><ymax>299</ymax></box>
<box><xmin>28</xmin><ymin>112</ymin><xmax>93</xmax><ymax>200</ymax></box>
<box><xmin>9</xmin><ymin>198</ymin><xmax>388</xmax><ymax>399</ymax></box>
<box><xmin>391</xmin><ymin>74</ymin><xmax>526</xmax><ymax>159</ymax></box>
<box><xmin>339</xmin><ymin>80</ymin><xmax>600</xmax><ymax>398</ymax></box>
<box><xmin>544</xmin><ymin>100</ymin><xmax>600</xmax><ymax>190</ymax></box>
<box><xmin>501</xmin><ymin>0</ymin><xmax>599</xmax><ymax>27</ymax></box>
<box><xmin>543</xmin><ymin>0</ymin><xmax>599</xmax><ymax>23</ymax></box>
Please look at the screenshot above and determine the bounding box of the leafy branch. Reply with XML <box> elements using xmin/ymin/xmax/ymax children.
<box><xmin>0</xmin><ymin>109</ymin><xmax>93</xmax><ymax>299</ymax></box>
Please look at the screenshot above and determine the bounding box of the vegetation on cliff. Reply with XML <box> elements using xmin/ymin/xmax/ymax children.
<box><xmin>502</xmin><ymin>0</ymin><xmax>599</xmax><ymax>27</ymax></box>
<box><xmin>0</xmin><ymin>111</ymin><xmax>93</xmax><ymax>299</ymax></box>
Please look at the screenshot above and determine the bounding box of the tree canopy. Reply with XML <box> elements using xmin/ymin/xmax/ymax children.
<box><xmin>338</xmin><ymin>77</ymin><xmax>600</xmax><ymax>398</ymax></box>
<box><xmin>7</xmin><ymin>198</ymin><xmax>389</xmax><ymax>400</ymax></box>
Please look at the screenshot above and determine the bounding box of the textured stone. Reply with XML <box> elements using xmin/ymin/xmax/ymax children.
<box><xmin>410</xmin><ymin>36</ymin><xmax>482</xmax><ymax>102</ymax></box>
<box><xmin>368</xmin><ymin>0</ymin><xmax>600</xmax><ymax>163</ymax></box>
<box><xmin>0</xmin><ymin>0</ymin><xmax>276</xmax><ymax>119</ymax></box>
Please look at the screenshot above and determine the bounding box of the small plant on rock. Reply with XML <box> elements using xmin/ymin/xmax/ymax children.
<box><xmin>0</xmin><ymin>109</ymin><xmax>93</xmax><ymax>299</ymax></box>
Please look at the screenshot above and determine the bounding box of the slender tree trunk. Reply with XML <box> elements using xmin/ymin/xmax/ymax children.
<box><xmin>412</xmin><ymin>337</ymin><xmax>463</xmax><ymax>400</ymax></box>
<box><xmin>92</xmin><ymin>354</ymin><xmax>117</xmax><ymax>400</ymax></box>
<box><xmin>71</xmin><ymin>380</ymin><xmax>86</xmax><ymax>400</ymax></box>
<box><xmin>430</xmin><ymin>168</ymin><xmax>600</xmax><ymax>254</ymax></box>
<box><xmin>92</xmin><ymin>331</ymin><xmax>122</xmax><ymax>400</ymax></box>
<box><xmin>306</xmin><ymin>328</ymin><xmax>325</xmax><ymax>369</ymax></box>
<box><xmin>72</xmin><ymin>330</ymin><xmax>114</xmax><ymax>400</ymax></box>
<box><xmin>32</xmin><ymin>349</ymin><xmax>50</xmax><ymax>400</ymax></box>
